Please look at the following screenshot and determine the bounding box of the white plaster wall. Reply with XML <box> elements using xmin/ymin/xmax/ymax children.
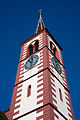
<box><xmin>13</xmin><ymin>75</ymin><xmax>39</xmax><ymax>119</ymax></box>
<box><xmin>18</xmin><ymin>111</ymin><xmax>43</xmax><ymax>120</ymax></box>
<box><xmin>53</xmin><ymin>77</ymin><xmax>69</xmax><ymax>119</ymax></box>
<box><xmin>19</xmin><ymin>111</ymin><xmax>36</xmax><ymax>120</ymax></box>
<box><xmin>54</xmin><ymin>109</ymin><xmax>65</xmax><ymax>120</ymax></box>
<box><xmin>19</xmin><ymin>75</ymin><xmax>37</xmax><ymax>116</ymax></box>
<box><xmin>14</xmin><ymin>72</ymin><xmax>44</xmax><ymax>118</ymax></box>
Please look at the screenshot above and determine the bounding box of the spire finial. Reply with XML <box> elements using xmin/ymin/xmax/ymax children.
<box><xmin>38</xmin><ymin>9</ymin><xmax>42</xmax><ymax>19</ymax></box>
<box><xmin>35</xmin><ymin>9</ymin><xmax>45</xmax><ymax>34</ymax></box>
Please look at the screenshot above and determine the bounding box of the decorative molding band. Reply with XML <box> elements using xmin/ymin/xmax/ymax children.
<box><xmin>13</xmin><ymin>103</ymin><xmax>68</xmax><ymax>120</ymax></box>
<box><xmin>14</xmin><ymin>67</ymin><xmax>70</xmax><ymax>93</ymax></box>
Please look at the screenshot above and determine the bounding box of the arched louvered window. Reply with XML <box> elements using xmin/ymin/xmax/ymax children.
<box><xmin>50</xmin><ymin>41</ymin><xmax>52</xmax><ymax>50</ymax></box>
<box><xmin>59</xmin><ymin>88</ymin><xmax>63</xmax><ymax>102</ymax></box>
<box><xmin>27</xmin><ymin>85</ymin><xmax>31</xmax><ymax>97</ymax></box>
<box><xmin>35</xmin><ymin>40</ymin><xmax>39</xmax><ymax>52</ymax></box>
<box><xmin>50</xmin><ymin>41</ymin><xmax>56</xmax><ymax>56</ymax></box>
<box><xmin>53</xmin><ymin>47</ymin><xmax>56</xmax><ymax>56</ymax></box>
<box><xmin>29</xmin><ymin>45</ymin><xmax>33</xmax><ymax>56</ymax></box>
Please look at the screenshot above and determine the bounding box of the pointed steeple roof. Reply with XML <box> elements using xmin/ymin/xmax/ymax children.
<box><xmin>35</xmin><ymin>11</ymin><xmax>45</xmax><ymax>34</ymax></box>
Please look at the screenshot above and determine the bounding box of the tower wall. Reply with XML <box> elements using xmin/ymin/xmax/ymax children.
<box><xmin>6</xmin><ymin>29</ymin><xmax>75</xmax><ymax>120</ymax></box>
<box><xmin>6</xmin><ymin>32</ymin><xmax>44</xmax><ymax>120</ymax></box>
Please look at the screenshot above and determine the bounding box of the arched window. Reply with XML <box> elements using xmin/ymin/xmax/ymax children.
<box><xmin>29</xmin><ymin>45</ymin><xmax>33</xmax><ymax>56</ymax></box>
<box><xmin>50</xmin><ymin>41</ymin><xmax>56</xmax><ymax>56</ymax></box>
<box><xmin>35</xmin><ymin>40</ymin><xmax>39</xmax><ymax>52</ymax></box>
<box><xmin>53</xmin><ymin>47</ymin><xmax>56</xmax><ymax>56</ymax></box>
<box><xmin>27</xmin><ymin>85</ymin><xmax>31</xmax><ymax>97</ymax></box>
<box><xmin>50</xmin><ymin>41</ymin><xmax>52</xmax><ymax>50</ymax></box>
<box><xmin>59</xmin><ymin>88</ymin><xmax>63</xmax><ymax>102</ymax></box>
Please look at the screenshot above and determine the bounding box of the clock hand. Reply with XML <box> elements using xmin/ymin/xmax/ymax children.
<box><xmin>28</xmin><ymin>59</ymin><xmax>30</xmax><ymax>63</ymax></box>
<box><xmin>28</xmin><ymin>58</ymin><xmax>33</xmax><ymax>67</ymax></box>
<box><xmin>28</xmin><ymin>59</ymin><xmax>32</xmax><ymax>63</ymax></box>
<box><xmin>31</xmin><ymin>57</ymin><xmax>33</xmax><ymax>62</ymax></box>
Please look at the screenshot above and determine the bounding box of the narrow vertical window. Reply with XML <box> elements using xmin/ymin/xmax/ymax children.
<box><xmin>59</xmin><ymin>88</ymin><xmax>63</xmax><ymax>102</ymax></box>
<box><xmin>29</xmin><ymin>45</ymin><xmax>33</xmax><ymax>55</ymax></box>
<box><xmin>50</xmin><ymin>41</ymin><xmax>52</xmax><ymax>50</ymax></box>
<box><xmin>27</xmin><ymin>85</ymin><xmax>31</xmax><ymax>97</ymax></box>
<box><xmin>35</xmin><ymin>40</ymin><xmax>39</xmax><ymax>52</ymax></box>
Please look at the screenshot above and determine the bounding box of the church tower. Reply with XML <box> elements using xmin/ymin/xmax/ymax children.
<box><xmin>6</xmin><ymin>12</ymin><xmax>75</xmax><ymax>120</ymax></box>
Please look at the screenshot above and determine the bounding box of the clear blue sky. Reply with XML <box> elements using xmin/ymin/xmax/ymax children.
<box><xmin>0</xmin><ymin>0</ymin><xmax>80</xmax><ymax>119</ymax></box>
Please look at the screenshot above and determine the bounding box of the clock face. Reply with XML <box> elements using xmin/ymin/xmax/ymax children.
<box><xmin>24</xmin><ymin>55</ymin><xmax>39</xmax><ymax>69</ymax></box>
<box><xmin>52</xmin><ymin>57</ymin><xmax>62</xmax><ymax>74</ymax></box>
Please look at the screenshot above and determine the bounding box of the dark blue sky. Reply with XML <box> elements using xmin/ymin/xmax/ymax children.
<box><xmin>0</xmin><ymin>0</ymin><xmax>80</xmax><ymax>119</ymax></box>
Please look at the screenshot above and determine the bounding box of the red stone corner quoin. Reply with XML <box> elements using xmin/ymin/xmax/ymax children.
<box><xmin>5</xmin><ymin>13</ymin><xmax>75</xmax><ymax>120</ymax></box>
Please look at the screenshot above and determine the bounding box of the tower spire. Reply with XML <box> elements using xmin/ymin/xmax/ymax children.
<box><xmin>35</xmin><ymin>9</ymin><xmax>45</xmax><ymax>34</ymax></box>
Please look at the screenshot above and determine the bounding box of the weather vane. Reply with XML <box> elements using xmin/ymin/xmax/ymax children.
<box><xmin>38</xmin><ymin>9</ymin><xmax>42</xmax><ymax>18</ymax></box>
